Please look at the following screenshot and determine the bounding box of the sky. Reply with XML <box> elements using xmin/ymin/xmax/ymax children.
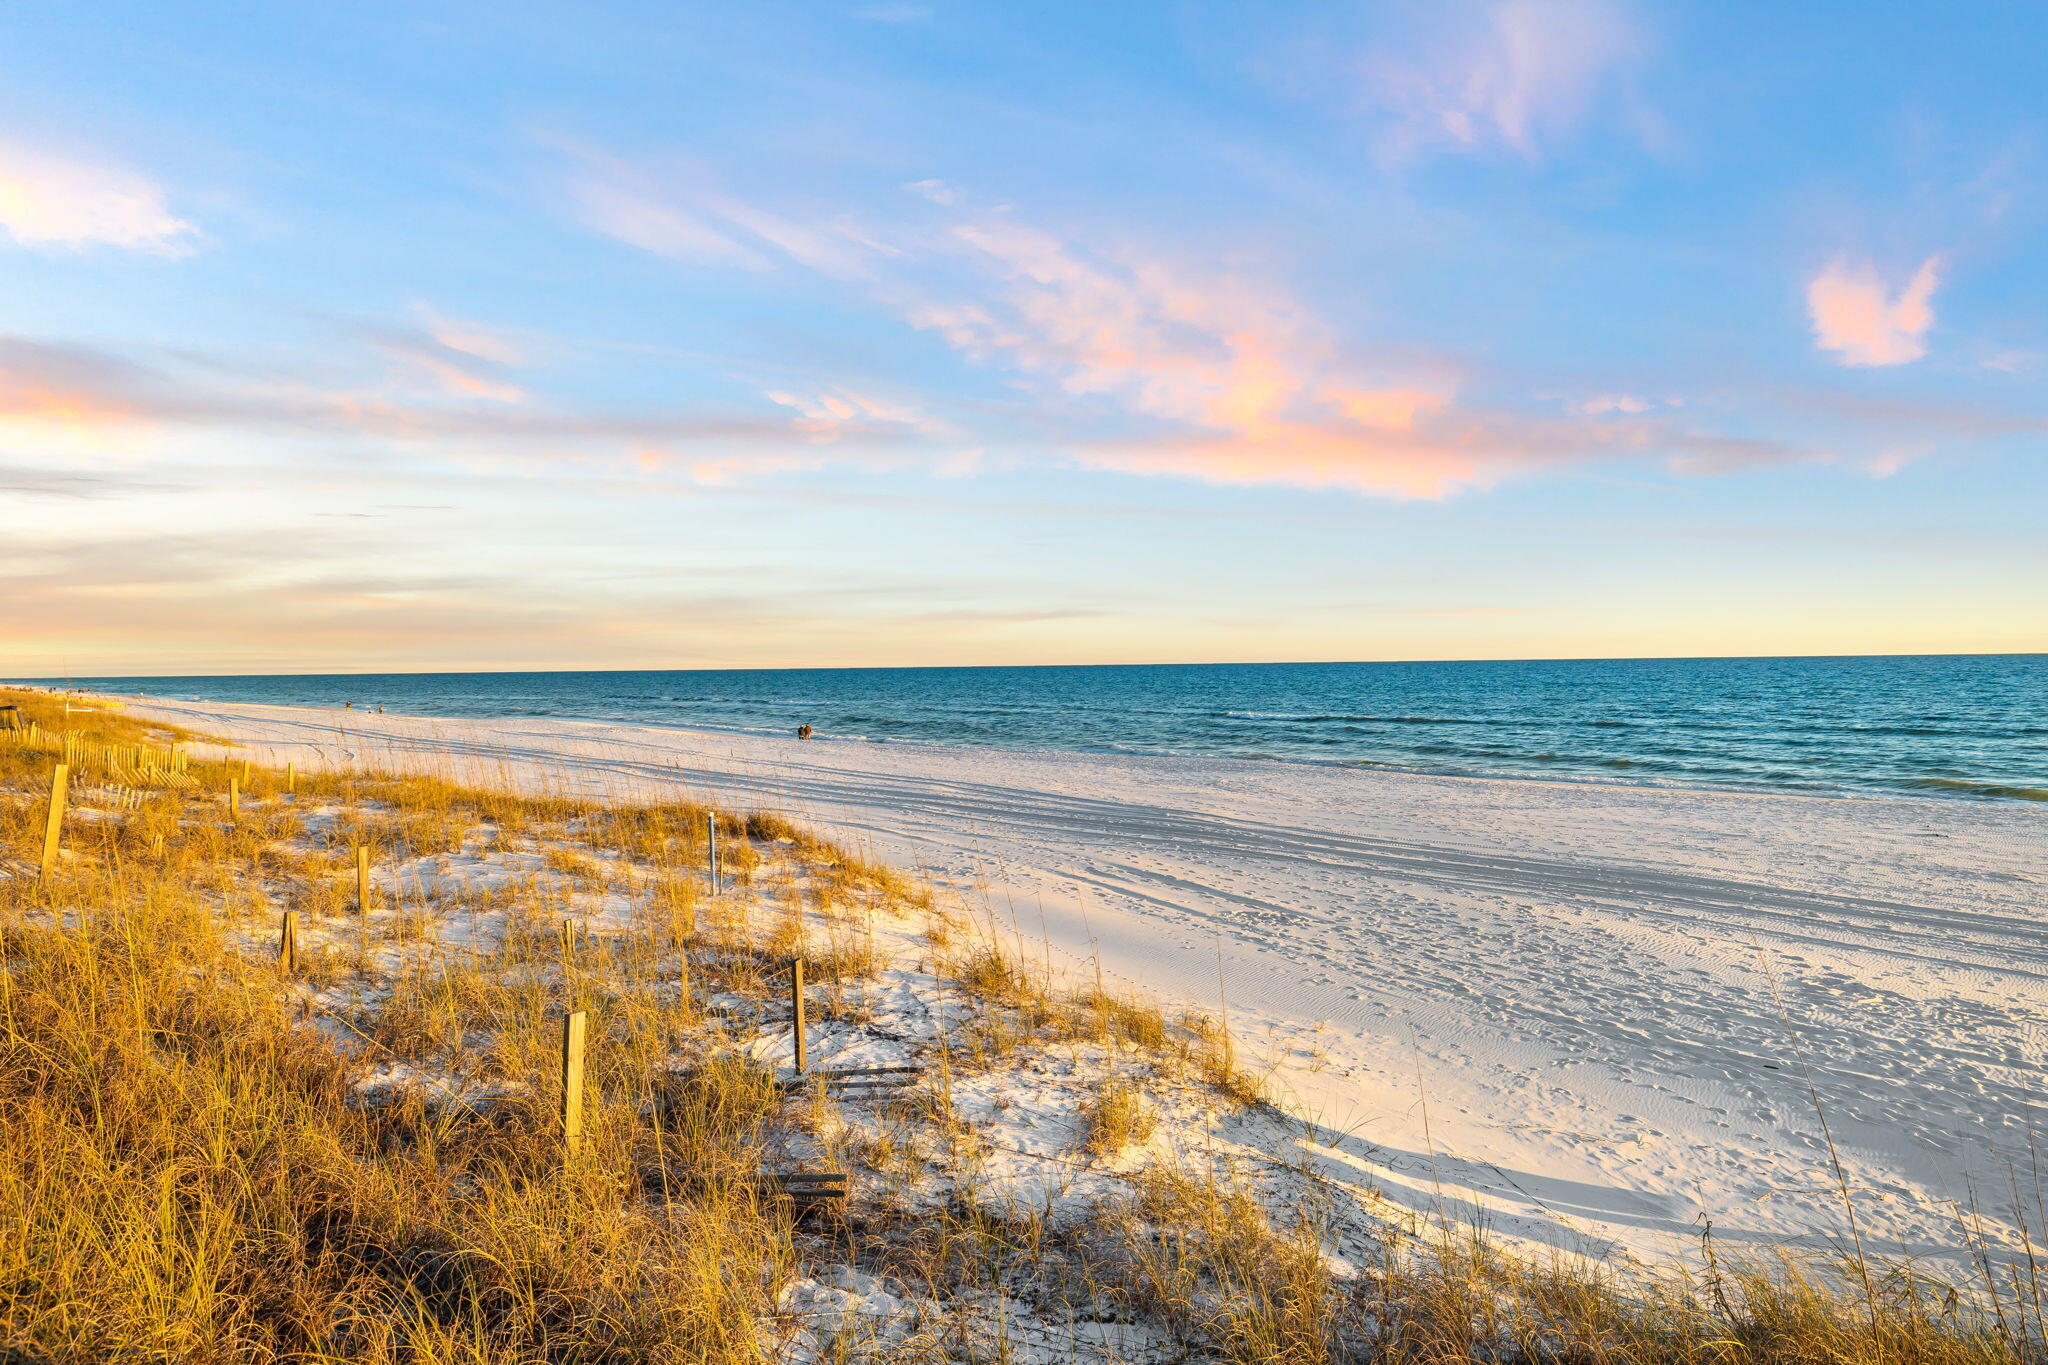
<box><xmin>1</xmin><ymin>0</ymin><xmax>2044</xmax><ymax>676</ymax></box>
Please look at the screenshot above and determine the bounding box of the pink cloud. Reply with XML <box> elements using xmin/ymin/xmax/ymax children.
<box><xmin>1088</xmin><ymin>405</ymin><xmax>1796</xmax><ymax>498</ymax></box>
<box><xmin>1806</xmin><ymin>254</ymin><xmax>1943</xmax><ymax>367</ymax></box>
<box><xmin>906</xmin><ymin>209</ymin><xmax>1658</xmax><ymax>497</ymax></box>
<box><xmin>763</xmin><ymin>387</ymin><xmax>931</xmax><ymax>438</ymax></box>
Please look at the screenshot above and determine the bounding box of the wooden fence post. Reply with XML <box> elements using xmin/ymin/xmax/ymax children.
<box><xmin>1216</xmin><ymin>938</ymin><xmax>1234</xmax><ymax>1077</ymax></box>
<box><xmin>791</xmin><ymin>958</ymin><xmax>808</xmax><ymax>1075</ymax></box>
<box><xmin>241</xmin><ymin>759</ymin><xmax>251</xmax><ymax>784</ymax></box>
<box><xmin>279</xmin><ymin>910</ymin><xmax>300</xmax><ymax>974</ymax></box>
<box><xmin>561</xmin><ymin>1010</ymin><xmax>588</xmax><ymax>1156</ymax></box>
<box><xmin>228</xmin><ymin>777</ymin><xmax>240</xmax><ymax>820</ymax></box>
<box><xmin>706</xmin><ymin>815</ymin><xmax>720</xmax><ymax>895</ymax></box>
<box><xmin>287</xmin><ymin>762</ymin><xmax>297</xmax><ymax>795</ymax></box>
<box><xmin>38</xmin><ymin>764</ymin><xmax>69</xmax><ymax>882</ymax></box>
<box><xmin>355</xmin><ymin>845</ymin><xmax>371</xmax><ymax>915</ymax></box>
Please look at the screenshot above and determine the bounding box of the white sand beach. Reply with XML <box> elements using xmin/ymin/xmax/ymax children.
<box><xmin>108</xmin><ymin>694</ymin><xmax>2047</xmax><ymax>1272</ymax></box>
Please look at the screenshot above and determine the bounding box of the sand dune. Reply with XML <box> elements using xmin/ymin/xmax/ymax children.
<box><xmin>112</xmin><ymin>694</ymin><xmax>2047</xmax><ymax>1270</ymax></box>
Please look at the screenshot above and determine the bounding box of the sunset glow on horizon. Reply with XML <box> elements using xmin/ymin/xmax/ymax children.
<box><xmin>2</xmin><ymin>1</ymin><xmax>2043</xmax><ymax>676</ymax></box>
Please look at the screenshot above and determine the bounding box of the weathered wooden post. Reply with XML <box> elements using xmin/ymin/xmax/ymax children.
<box><xmin>791</xmin><ymin>958</ymin><xmax>808</xmax><ymax>1075</ymax></box>
<box><xmin>279</xmin><ymin>910</ymin><xmax>300</xmax><ymax>974</ymax></box>
<box><xmin>228</xmin><ymin>777</ymin><xmax>240</xmax><ymax>820</ymax></box>
<box><xmin>706</xmin><ymin>815</ymin><xmax>720</xmax><ymax>894</ymax></box>
<box><xmin>1216</xmin><ymin>938</ymin><xmax>1234</xmax><ymax>1077</ymax></box>
<box><xmin>355</xmin><ymin>845</ymin><xmax>371</xmax><ymax>915</ymax></box>
<box><xmin>561</xmin><ymin>1010</ymin><xmax>588</xmax><ymax>1156</ymax></box>
<box><xmin>241</xmin><ymin>758</ymin><xmax>252</xmax><ymax>784</ymax></box>
<box><xmin>38</xmin><ymin>763</ymin><xmax>69</xmax><ymax>882</ymax></box>
<box><xmin>287</xmin><ymin>762</ymin><xmax>297</xmax><ymax>795</ymax></box>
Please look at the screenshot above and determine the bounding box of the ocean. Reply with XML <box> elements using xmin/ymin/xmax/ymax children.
<box><xmin>22</xmin><ymin>655</ymin><xmax>2048</xmax><ymax>802</ymax></box>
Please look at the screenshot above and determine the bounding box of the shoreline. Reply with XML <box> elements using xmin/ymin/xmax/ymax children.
<box><xmin>88</xmin><ymin>690</ymin><xmax>2048</xmax><ymax>1271</ymax></box>
<box><xmin>21</xmin><ymin>680</ymin><xmax>2044</xmax><ymax>807</ymax></box>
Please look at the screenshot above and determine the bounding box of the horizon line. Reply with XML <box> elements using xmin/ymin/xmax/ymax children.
<box><xmin>8</xmin><ymin>648</ymin><xmax>2044</xmax><ymax>683</ymax></box>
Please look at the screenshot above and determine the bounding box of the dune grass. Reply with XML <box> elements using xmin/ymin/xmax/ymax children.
<box><xmin>0</xmin><ymin>686</ymin><xmax>2038</xmax><ymax>1363</ymax></box>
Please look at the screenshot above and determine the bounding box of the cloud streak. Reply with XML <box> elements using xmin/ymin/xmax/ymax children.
<box><xmin>561</xmin><ymin>144</ymin><xmax>885</xmax><ymax>278</ymax></box>
<box><xmin>348</xmin><ymin>310</ymin><xmax>530</xmax><ymax>403</ymax></box>
<box><xmin>1359</xmin><ymin>0</ymin><xmax>1650</xmax><ymax>163</ymax></box>
<box><xmin>0</xmin><ymin>331</ymin><xmax>924</xmax><ymax>474</ymax></box>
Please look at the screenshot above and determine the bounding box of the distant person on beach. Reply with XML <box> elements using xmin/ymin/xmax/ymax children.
<box><xmin>797</xmin><ymin>724</ymin><xmax>813</xmax><ymax>740</ymax></box>
<box><xmin>344</xmin><ymin>701</ymin><xmax>353</xmax><ymax>709</ymax></box>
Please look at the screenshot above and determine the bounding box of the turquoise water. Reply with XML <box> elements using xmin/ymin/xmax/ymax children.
<box><xmin>23</xmin><ymin>655</ymin><xmax>2048</xmax><ymax>802</ymax></box>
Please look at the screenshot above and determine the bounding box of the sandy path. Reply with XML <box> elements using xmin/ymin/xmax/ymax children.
<box><xmin>109</xmin><ymin>695</ymin><xmax>2047</xmax><ymax>1270</ymax></box>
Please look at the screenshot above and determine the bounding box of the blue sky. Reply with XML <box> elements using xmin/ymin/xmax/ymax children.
<box><xmin>2</xmin><ymin>0</ymin><xmax>2043</xmax><ymax>674</ymax></box>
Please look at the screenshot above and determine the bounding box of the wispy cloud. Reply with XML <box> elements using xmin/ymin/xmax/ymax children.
<box><xmin>0</xmin><ymin>463</ymin><xmax>183</xmax><ymax>500</ymax></box>
<box><xmin>642</xmin><ymin>387</ymin><xmax>932</xmax><ymax>482</ymax></box>
<box><xmin>0</xmin><ymin>329</ymin><xmax>918</xmax><ymax>473</ymax></box>
<box><xmin>763</xmin><ymin>386</ymin><xmax>930</xmax><ymax>437</ymax></box>
<box><xmin>1359</xmin><ymin>0</ymin><xmax>1651</xmax><ymax>163</ymax></box>
<box><xmin>560</xmin><ymin>160</ymin><xmax>1833</xmax><ymax>497</ymax></box>
<box><xmin>1806</xmin><ymin>254</ymin><xmax>1944</xmax><ymax>367</ymax></box>
<box><xmin>0</xmin><ymin>136</ymin><xmax>198</xmax><ymax>253</ymax></box>
<box><xmin>1573</xmin><ymin>393</ymin><xmax>1654</xmax><ymax>415</ymax></box>
<box><xmin>1768</xmin><ymin>380</ymin><xmax>2048</xmax><ymax>440</ymax></box>
<box><xmin>561</xmin><ymin>143</ymin><xmax>886</xmax><ymax>278</ymax></box>
<box><xmin>418</xmin><ymin>308</ymin><xmax>524</xmax><ymax>368</ymax></box>
<box><xmin>349</xmin><ymin>308</ymin><xmax>530</xmax><ymax>403</ymax></box>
